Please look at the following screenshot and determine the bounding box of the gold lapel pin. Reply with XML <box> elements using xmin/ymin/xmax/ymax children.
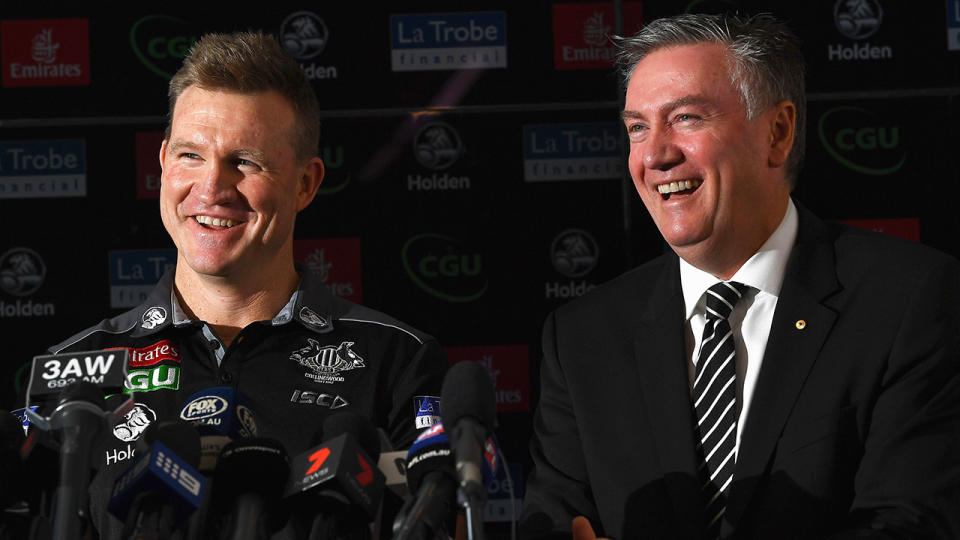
<box><xmin>795</xmin><ymin>320</ymin><xmax>806</xmax><ymax>330</ymax></box>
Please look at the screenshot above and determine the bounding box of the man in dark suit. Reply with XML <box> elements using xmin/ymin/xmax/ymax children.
<box><xmin>520</xmin><ymin>13</ymin><xmax>960</xmax><ymax>540</ymax></box>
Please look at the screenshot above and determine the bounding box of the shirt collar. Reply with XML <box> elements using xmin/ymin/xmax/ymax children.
<box><xmin>679</xmin><ymin>198</ymin><xmax>798</xmax><ymax>320</ymax></box>
<box><xmin>133</xmin><ymin>262</ymin><xmax>337</xmax><ymax>335</ymax></box>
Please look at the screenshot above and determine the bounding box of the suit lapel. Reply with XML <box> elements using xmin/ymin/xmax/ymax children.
<box><xmin>635</xmin><ymin>254</ymin><xmax>707</xmax><ymax>532</ymax></box>
<box><xmin>726</xmin><ymin>204</ymin><xmax>841</xmax><ymax>527</ymax></box>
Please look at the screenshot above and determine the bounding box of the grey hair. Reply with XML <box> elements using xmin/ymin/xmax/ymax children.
<box><xmin>615</xmin><ymin>13</ymin><xmax>806</xmax><ymax>186</ymax></box>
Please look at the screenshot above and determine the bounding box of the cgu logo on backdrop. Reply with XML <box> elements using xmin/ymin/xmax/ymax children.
<box><xmin>129</xmin><ymin>15</ymin><xmax>198</xmax><ymax>79</ymax></box>
<box><xmin>401</xmin><ymin>234</ymin><xmax>487</xmax><ymax>302</ymax></box>
<box><xmin>317</xmin><ymin>144</ymin><xmax>350</xmax><ymax>195</ymax></box>
<box><xmin>818</xmin><ymin>106</ymin><xmax>905</xmax><ymax>176</ymax></box>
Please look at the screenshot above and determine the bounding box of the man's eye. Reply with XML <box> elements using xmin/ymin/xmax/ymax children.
<box><xmin>674</xmin><ymin>113</ymin><xmax>701</xmax><ymax>124</ymax></box>
<box><xmin>180</xmin><ymin>153</ymin><xmax>202</xmax><ymax>160</ymax></box>
<box><xmin>236</xmin><ymin>158</ymin><xmax>260</xmax><ymax>169</ymax></box>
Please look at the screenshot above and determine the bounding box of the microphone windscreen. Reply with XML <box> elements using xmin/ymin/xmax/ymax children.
<box><xmin>213</xmin><ymin>437</ymin><xmax>290</xmax><ymax>499</ymax></box>
<box><xmin>321</xmin><ymin>410</ymin><xmax>382</xmax><ymax>462</ymax></box>
<box><xmin>404</xmin><ymin>423</ymin><xmax>454</xmax><ymax>492</ymax></box>
<box><xmin>0</xmin><ymin>410</ymin><xmax>24</xmax><ymax>505</ymax></box>
<box><xmin>0</xmin><ymin>410</ymin><xmax>22</xmax><ymax>445</ymax></box>
<box><xmin>139</xmin><ymin>420</ymin><xmax>201</xmax><ymax>469</ymax></box>
<box><xmin>440</xmin><ymin>361</ymin><xmax>496</xmax><ymax>432</ymax></box>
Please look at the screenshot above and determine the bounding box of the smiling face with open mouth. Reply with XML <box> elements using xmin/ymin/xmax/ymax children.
<box><xmin>622</xmin><ymin>43</ymin><xmax>792</xmax><ymax>277</ymax></box>
<box><xmin>159</xmin><ymin>86</ymin><xmax>322</xmax><ymax>283</ymax></box>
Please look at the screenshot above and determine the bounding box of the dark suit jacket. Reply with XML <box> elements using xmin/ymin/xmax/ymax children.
<box><xmin>520</xmin><ymin>204</ymin><xmax>960</xmax><ymax>539</ymax></box>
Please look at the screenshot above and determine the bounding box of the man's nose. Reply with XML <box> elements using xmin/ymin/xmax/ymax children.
<box><xmin>194</xmin><ymin>161</ymin><xmax>238</xmax><ymax>204</ymax></box>
<box><xmin>641</xmin><ymin>126</ymin><xmax>683</xmax><ymax>170</ymax></box>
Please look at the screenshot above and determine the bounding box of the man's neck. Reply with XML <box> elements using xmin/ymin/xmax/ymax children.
<box><xmin>173</xmin><ymin>262</ymin><xmax>300</xmax><ymax>347</ymax></box>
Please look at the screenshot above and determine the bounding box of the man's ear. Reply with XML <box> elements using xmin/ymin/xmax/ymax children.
<box><xmin>296</xmin><ymin>157</ymin><xmax>325</xmax><ymax>212</ymax></box>
<box><xmin>159</xmin><ymin>139</ymin><xmax>168</xmax><ymax>171</ymax></box>
<box><xmin>768</xmin><ymin>100</ymin><xmax>796</xmax><ymax>169</ymax></box>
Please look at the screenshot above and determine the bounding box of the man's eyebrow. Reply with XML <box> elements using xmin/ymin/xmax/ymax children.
<box><xmin>621</xmin><ymin>95</ymin><xmax>713</xmax><ymax>121</ymax></box>
<box><xmin>166</xmin><ymin>140</ymin><xmax>200</xmax><ymax>154</ymax></box>
<box><xmin>166</xmin><ymin>140</ymin><xmax>268</xmax><ymax>165</ymax></box>
<box><xmin>233</xmin><ymin>148</ymin><xmax>268</xmax><ymax>164</ymax></box>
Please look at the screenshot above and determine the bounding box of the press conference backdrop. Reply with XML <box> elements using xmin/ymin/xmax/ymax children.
<box><xmin>2</xmin><ymin>0</ymin><xmax>959</xmax><ymax>532</ymax></box>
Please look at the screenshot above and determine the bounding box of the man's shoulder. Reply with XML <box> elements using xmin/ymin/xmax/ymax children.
<box><xmin>826</xmin><ymin>220</ymin><xmax>960</xmax><ymax>280</ymax></box>
<box><xmin>330</xmin><ymin>296</ymin><xmax>436</xmax><ymax>347</ymax></box>
<box><xmin>47</xmin><ymin>307</ymin><xmax>144</xmax><ymax>354</ymax></box>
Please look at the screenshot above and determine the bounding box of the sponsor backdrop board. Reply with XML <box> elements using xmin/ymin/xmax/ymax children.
<box><xmin>2</xmin><ymin>1</ymin><xmax>960</xmax><ymax>537</ymax></box>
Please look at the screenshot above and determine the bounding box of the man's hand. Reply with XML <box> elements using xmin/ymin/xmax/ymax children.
<box><xmin>572</xmin><ymin>516</ymin><xmax>610</xmax><ymax>540</ymax></box>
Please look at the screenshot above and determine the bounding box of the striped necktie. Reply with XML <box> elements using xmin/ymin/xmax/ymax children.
<box><xmin>693</xmin><ymin>281</ymin><xmax>749</xmax><ymax>537</ymax></box>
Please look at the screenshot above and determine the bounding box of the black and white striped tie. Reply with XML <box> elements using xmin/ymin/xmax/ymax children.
<box><xmin>693</xmin><ymin>281</ymin><xmax>749</xmax><ymax>537</ymax></box>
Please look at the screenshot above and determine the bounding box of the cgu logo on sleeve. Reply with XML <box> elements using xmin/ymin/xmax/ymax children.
<box><xmin>111</xmin><ymin>340</ymin><xmax>182</xmax><ymax>394</ymax></box>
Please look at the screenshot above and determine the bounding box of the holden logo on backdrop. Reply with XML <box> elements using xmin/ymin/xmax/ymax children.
<box><xmin>551</xmin><ymin>229</ymin><xmax>598</xmax><ymax>278</ymax></box>
<box><xmin>281</xmin><ymin>11</ymin><xmax>329</xmax><ymax>60</ymax></box>
<box><xmin>401</xmin><ymin>234</ymin><xmax>487</xmax><ymax>303</ymax></box>
<box><xmin>0</xmin><ymin>248</ymin><xmax>46</xmax><ymax>297</ymax></box>
<box><xmin>817</xmin><ymin>106</ymin><xmax>905</xmax><ymax>176</ymax></box>
<box><xmin>834</xmin><ymin>0</ymin><xmax>883</xmax><ymax>40</ymax></box>
<box><xmin>414</xmin><ymin>122</ymin><xmax>463</xmax><ymax>171</ymax></box>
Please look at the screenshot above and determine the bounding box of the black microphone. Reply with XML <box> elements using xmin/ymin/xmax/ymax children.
<box><xmin>210</xmin><ymin>438</ymin><xmax>290</xmax><ymax>540</ymax></box>
<box><xmin>178</xmin><ymin>386</ymin><xmax>259</xmax><ymax>473</ymax></box>
<box><xmin>0</xmin><ymin>410</ymin><xmax>25</xmax><ymax>510</ymax></box>
<box><xmin>439</xmin><ymin>361</ymin><xmax>497</xmax><ymax>540</ymax></box>
<box><xmin>18</xmin><ymin>424</ymin><xmax>60</xmax><ymax>540</ymax></box>
<box><xmin>285</xmin><ymin>411</ymin><xmax>386</xmax><ymax>540</ymax></box>
<box><xmin>392</xmin><ymin>422</ymin><xmax>458</xmax><ymax>540</ymax></box>
<box><xmin>22</xmin><ymin>349</ymin><xmax>134</xmax><ymax>540</ymax></box>
<box><xmin>107</xmin><ymin>420</ymin><xmax>205</xmax><ymax>540</ymax></box>
<box><xmin>47</xmin><ymin>382</ymin><xmax>110</xmax><ymax>540</ymax></box>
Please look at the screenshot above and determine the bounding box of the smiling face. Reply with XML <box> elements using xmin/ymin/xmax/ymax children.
<box><xmin>159</xmin><ymin>86</ymin><xmax>323</xmax><ymax>284</ymax></box>
<box><xmin>622</xmin><ymin>43</ymin><xmax>793</xmax><ymax>277</ymax></box>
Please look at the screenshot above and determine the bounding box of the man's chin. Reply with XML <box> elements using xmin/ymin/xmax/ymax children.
<box><xmin>178</xmin><ymin>255</ymin><xmax>243</xmax><ymax>280</ymax></box>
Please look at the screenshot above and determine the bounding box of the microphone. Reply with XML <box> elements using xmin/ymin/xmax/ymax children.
<box><xmin>392</xmin><ymin>422</ymin><xmax>458</xmax><ymax>540</ymax></box>
<box><xmin>439</xmin><ymin>361</ymin><xmax>498</xmax><ymax>540</ymax></box>
<box><xmin>18</xmin><ymin>424</ymin><xmax>60</xmax><ymax>540</ymax></box>
<box><xmin>210</xmin><ymin>438</ymin><xmax>290</xmax><ymax>540</ymax></box>
<box><xmin>178</xmin><ymin>386</ymin><xmax>259</xmax><ymax>473</ymax></box>
<box><xmin>22</xmin><ymin>350</ymin><xmax>133</xmax><ymax>540</ymax></box>
<box><xmin>107</xmin><ymin>421</ymin><xmax>206</xmax><ymax>540</ymax></box>
<box><xmin>0</xmin><ymin>410</ymin><xmax>25</xmax><ymax>509</ymax></box>
<box><xmin>285</xmin><ymin>411</ymin><xmax>386</xmax><ymax>540</ymax></box>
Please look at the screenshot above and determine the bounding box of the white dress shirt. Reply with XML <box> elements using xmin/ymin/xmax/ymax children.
<box><xmin>680</xmin><ymin>199</ymin><xmax>798</xmax><ymax>453</ymax></box>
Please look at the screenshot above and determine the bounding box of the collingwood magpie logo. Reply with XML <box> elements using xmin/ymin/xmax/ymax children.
<box><xmin>299</xmin><ymin>306</ymin><xmax>328</xmax><ymax>328</ymax></box>
<box><xmin>113</xmin><ymin>403</ymin><xmax>157</xmax><ymax>442</ymax></box>
<box><xmin>290</xmin><ymin>339</ymin><xmax>365</xmax><ymax>383</ymax></box>
<box><xmin>141</xmin><ymin>306</ymin><xmax>167</xmax><ymax>329</ymax></box>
